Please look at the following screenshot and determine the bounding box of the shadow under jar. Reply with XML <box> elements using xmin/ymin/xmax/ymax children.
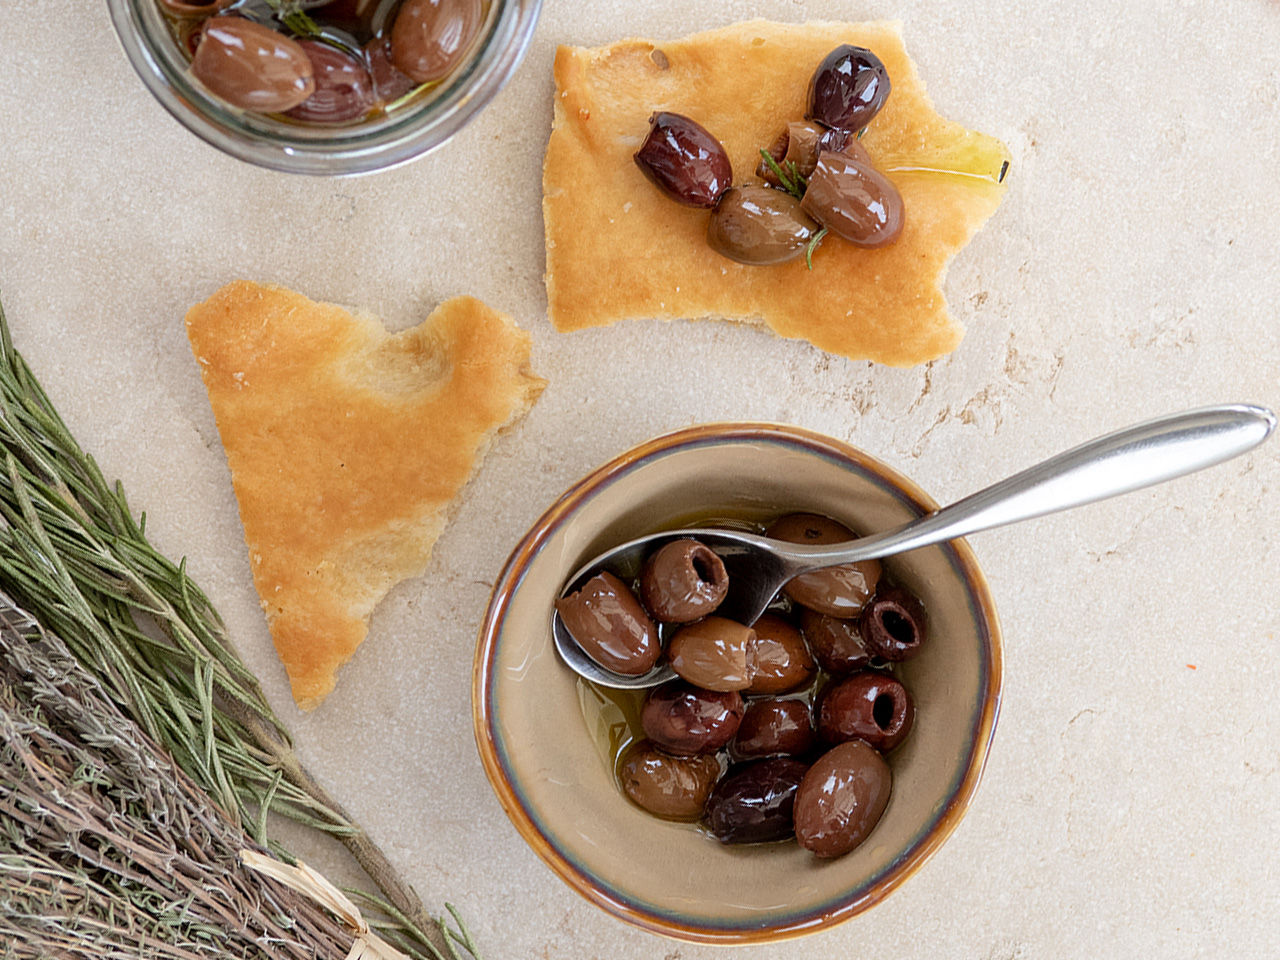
<box><xmin>108</xmin><ymin>0</ymin><xmax>542</xmax><ymax>174</ymax></box>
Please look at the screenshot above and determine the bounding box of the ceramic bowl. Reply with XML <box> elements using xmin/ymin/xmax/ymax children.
<box><xmin>473</xmin><ymin>423</ymin><xmax>1002</xmax><ymax>943</ymax></box>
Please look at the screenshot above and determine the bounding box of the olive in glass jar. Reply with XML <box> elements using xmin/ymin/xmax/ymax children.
<box><xmin>746</xmin><ymin>613</ymin><xmax>815</xmax><ymax>694</ymax></box>
<box><xmin>798</xmin><ymin>607</ymin><xmax>874</xmax><ymax>675</ymax></box>
<box><xmin>620</xmin><ymin>741</ymin><xmax>721</xmax><ymax>821</ymax></box>
<box><xmin>391</xmin><ymin>0</ymin><xmax>483</xmax><ymax>84</ymax></box>
<box><xmin>817</xmin><ymin>672</ymin><xmax>914</xmax><ymax>753</ymax></box>
<box><xmin>191</xmin><ymin>17</ymin><xmax>316</xmax><ymax>113</ymax></box>
<box><xmin>793</xmin><ymin>740</ymin><xmax>892</xmax><ymax>858</ymax></box>
<box><xmin>806</xmin><ymin>44</ymin><xmax>891</xmax><ymax>133</ymax></box>
<box><xmin>765</xmin><ymin>513</ymin><xmax>881</xmax><ymax>617</ymax></box>
<box><xmin>860</xmin><ymin>584</ymin><xmax>928</xmax><ymax>661</ymax></box>
<box><xmin>287</xmin><ymin>40</ymin><xmax>375</xmax><ymax>123</ymax></box>
<box><xmin>667</xmin><ymin>616</ymin><xmax>756</xmax><ymax>692</ymax></box>
<box><xmin>639</xmin><ymin>539</ymin><xmax>728</xmax><ymax>623</ymax></box>
<box><xmin>733</xmin><ymin>698</ymin><xmax>815</xmax><ymax>759</ymax></box>
<box><xmin>706</xmin><ymin>186</ymin><xmax>818</xmax><ymax>266</ymax></box>
<box><xmin>706</xmin><ymin>757</ymin><xmax>809</xmax><ymax>844</ymax></box>
<box><xmin>634</xmin><ymin>112</ymin><xmax>733</xmax><ymax>209</ymax></box>
<box><xmin>554</xmin><ymin>571</ymin><xmax>659</xmax><ymax>676</ymax></box>
<box><xmin>800</xmin><ymin>148</ymin><xmax>904</xmax><ymax>249</ymax></box>
<box><xmin>641</xmin><ymin>682</ymin><xmax>744</xmax><ymax>756</ymax></box>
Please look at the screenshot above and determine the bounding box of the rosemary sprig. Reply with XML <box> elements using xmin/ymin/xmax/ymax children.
<box><xmin>258</xmin><ymin>0</ymin><xmax>323</xmax><ymax>37</ymax></box>
<box><xmin>0</xmin><ymin>592</ymin><xmax>357</xmax><ymax>959</ymax></box>
<box><xmin>758</xmin><ymin>148</ymin><xmax>806</xmax><ymax>200</ymax></box>
<box><xmin>0</xmin><ymin>294</ymin><xmax>478</xmax><ymax>959</ymax></box>
<box><xmin>805</xmin><ymin>227</ymin><xmax>828</xmax><ymax>271</ymax></box>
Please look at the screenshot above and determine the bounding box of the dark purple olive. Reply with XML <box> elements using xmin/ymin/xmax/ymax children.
<box><xmin>286</xmin><ymin>41</ymin><xmax>374</xmax><ymax>123</ymax></box>
<box><xmin>765</xmin><ymin>513</ymin><xmax>881</xmax><ymax>617</ymax></box>
<box><xmin>733</xmin><ymin>699</ymin><xmax>815</xmax><ymax>759</ymax></box>
<box><xmin>800</xmin><ymin>148</ymin><xmax>904</xmax><ymax>248</ymax></box>
<box><xmin>707</xmin><ymin>186</ymin><xmax>818</xmax><ymax>266</ymax></box>
<box><xmin>798</xmin><ymin>608</ymin><xmax>874</xmax><ymax>675</ymax></box>
<box><xmin>667</xmin><ymin>617</ymin><xmax>756</xmax><ymax>691</ymax></box>
<box><xmin>756</xmin><ymin>121</ymin><xmax>850</xmax><ymax>186</ymax></box>
<box><xmin>746</xmin><ymin>614</ymin><xmax>815</xmax><ymax>694</ymax></box>
<box><xmin>806</xmin><ymin>44</ymin><xmax>891</xmax><ymax>133</ymax></box>
<box><xmin>642</xmin><ymin>682</ymin><xmax>744</xmax><ymax>756</ymax></box>
<box><xmin>554</xmin><ymin>571</ymin><xmax>659</xmax><ymax>675</ymax></box>
<box><xmin>191</xmin><ymin>17</ymin><xmax>316</xmax><ymax>112</ymax></box>
<box><xmin>860</xmin><ymin>584</ymin><xmax>927</xmax><ymax>661</ymax></box>
<box><xmin>634</xmin><ymin>112</ymin><xmax>733</xmax><ymax>208</ymax></box>
<box><xmin>706</xmin><ymin>758</ymin><xmax>809</xmax><ymax>844</ymax></box>
<box><xmin>794</xmin><ymin>740</ymin><xmax>891</xmax><ymax>858</ymax></box>
<box><xmin>390</xmin><ymin>0</ymin><xmax>482</xmax><ymax>84</ymax></box>
<box><xmin>818</xmin><ymin>672</ymin><xmax>914</xmax><ymax>752</ymax></box>
<box><xmin>365</xmin><ymin>37</ymin><xmax>417</xmax><ymax>104</ymax></box>
<box><xmin>620</xmin><ymin>741</ymin><xmax>721</xmax><ymax>821</ymax></box>
<box><xmin>640</xmin><ymin>539</ymin><xmax>728</xmax><ymax>623</ymax></box>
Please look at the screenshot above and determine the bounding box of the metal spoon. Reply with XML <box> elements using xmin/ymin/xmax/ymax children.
<box><xmin>553</xmin><ymin>404</ymin><xmax>1276</xmax><ymax>689</ymax></box>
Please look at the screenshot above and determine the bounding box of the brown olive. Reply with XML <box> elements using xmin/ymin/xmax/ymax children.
<box><xmin>733</xmin><ymin>699</ymin><xmax>814</xmax><ymax>759</ymax></box>
<box><xmin>634</xmin><ymin>112</ymin><xmax>733</xmax><ymax>209</ymax></box>
<box><xmin>765</xmin><ymin>513</ymin><xmax>881</xmax><ymax>617</ymax></box>
<box><xmin>639</xmin><ymin>539</ymin><xmax>728</xmax><ymax>623</ymax></box>
<box><xmin>554</xmin><ymin>571</ymin><xmax>659</xmax><ymax>676</ymax></box>
<box><xmin>794</xmin><ymin>740</ymin><xmax>892</xmax><ymax>858</ymax></box>
<box><xmin>390</xmin><ymin>0</ymin><xmax>482</xmax><ymax>84</ymax></box>
<box><xmin>286</xmin><ymin>40</ymin><xmax>374</xmax><ymax>123</ymax></box>
<box><xmin>161</xmin><ymin>0</ymin><xmax>233</xmax><ymax>18</ymax></box>
<box><xmin>806</xmin><ymin>45</ymin><xmax>891</xmax><ymax>133</ymax></box>
<box><xmin>706</xmin><ymin>758</ymin><xmax>809</xmax><ymax>844</ymax></box>
<box><xmin>818</xmin><ymin>672</ymin><xmax>914</xmax><ymax>753</ymax></box>
<box><xmin>800</xmin><ymin>149</ymin><xmax>904</xmax><ymax>248</ymax></box>
<box><xmin>707</xmin><ymin>186</ymin><xmax>818</xmax><ymax>266</ymax></box>
<box><xmin>746</xmin><ymin>614</ymin><xmax>815</xmax><ymax>694</ymax></box>
<box><xmin>798</xmin><ymin>608</ymin><xmax>873</xmax><ymax>675</ymax></box>
<box><xmin>620</xmin><ymin>742</ymin><xmax>721</xmax><ymax>821</ymax></box>
<box><xmin>191</xmin><ymin>18</ymin><xmax>316</xmax><ymax>112</ymax></box>
<box><xmin>641</xmin><ymin>682</ymin><xmax>743</xmax><ymax>755</ymax></box>
<box><xmin>756</xmin><ymin>121</ymin><xmax>849</xmax><ymax>186</ymax></box>
<box><xmin>860</xmin><ymin>584</ymin><xmax>928</xmax><ymax>661</ymax></box>
<box><xmin>667</xmin><ymin>617</ymin><xmax>756</xmax><ymax>692</ymax></box>
<box><xmin>364</xmin><ymin>36</ymin><xmax>417</xmax><ymax>104</ymax></box>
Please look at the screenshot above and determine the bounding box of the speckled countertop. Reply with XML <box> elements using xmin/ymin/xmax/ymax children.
<box><xmin>1</xmin><ymin>0</ymin><xmax>1278</xmax><ymax>957</ymax></box>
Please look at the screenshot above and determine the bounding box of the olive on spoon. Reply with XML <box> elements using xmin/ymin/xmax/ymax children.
<box><xmin>553</xmin><ymin>404</ymin><xmax>1275</xmax><ymax>688</ymax></box>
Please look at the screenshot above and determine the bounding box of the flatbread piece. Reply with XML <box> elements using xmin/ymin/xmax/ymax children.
<box><xmin>545</xmin><ymin>19</ymin><xmax>1010</xmax><ymax>366</ymax></box>
<box><xmin>186</xmin><ymin>281</ymin><xmax>545</xmax><ymax>709</ymax></box>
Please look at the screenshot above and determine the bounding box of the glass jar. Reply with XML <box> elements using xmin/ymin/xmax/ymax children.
<box><xmin>107</xmin><ymin>0</ymin><xmax>542</xmax><ymax>175</ymax></box>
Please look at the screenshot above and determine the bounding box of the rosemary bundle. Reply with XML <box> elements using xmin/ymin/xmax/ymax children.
<box><xmin>0</xmin><ymin>295</ymin><xmax>479</xmax><ymax>959</ymax></box>
<box><xmin>0</xmin><ymin>591</ymin><xmax>356</xmax><ymax>959</ymax></box>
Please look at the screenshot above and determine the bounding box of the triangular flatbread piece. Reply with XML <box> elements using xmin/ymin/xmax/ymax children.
<box><xmin>186</xmin><ymin>281</ymin><xmax>545</xmax><ymax>709</ymax></box>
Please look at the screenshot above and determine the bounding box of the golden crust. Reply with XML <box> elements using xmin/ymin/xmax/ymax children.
<box><xmin>186</xmin><ymin>281</ymin><xmax>545</xmax><ymax>709</ymax></box>
<box><xmin>544</xmin><ymin>20</ymin><xmax>1010</xmax><ymax>366</ymax></box>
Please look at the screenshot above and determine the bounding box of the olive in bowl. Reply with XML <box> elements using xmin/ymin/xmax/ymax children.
<box><xmin>474</xmin><ymin>423</ymin><xmax>1002</xmax><ymax>943</ymax></box>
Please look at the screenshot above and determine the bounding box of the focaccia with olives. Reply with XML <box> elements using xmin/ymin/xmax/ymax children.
<box><xmin>186</xmin><ymin>281</ymin><xmax>545</xmax><ymax>709</ymax></box>
<box><xmin>544</xmin><ymin>19</ymin><xmax>1009</xmax><ymax>366</ymax></box>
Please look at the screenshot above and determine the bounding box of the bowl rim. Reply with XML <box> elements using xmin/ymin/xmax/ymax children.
<box><xmin>472</xmin><ymin>422</ymin><xmax>1003</xmax><ymax>944</ymax></box>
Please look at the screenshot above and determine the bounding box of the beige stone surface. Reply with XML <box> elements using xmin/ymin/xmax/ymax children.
<box><xmin>0</xmin><ymin>1</ymin><xmax>1277</xmax><ymax>957</ymax></box>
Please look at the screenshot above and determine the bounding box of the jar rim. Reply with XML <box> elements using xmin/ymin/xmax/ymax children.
<box><xmin>107</xmin><ymin>0</ymin><xmax>543</xmax><ymax>176</ymax></box>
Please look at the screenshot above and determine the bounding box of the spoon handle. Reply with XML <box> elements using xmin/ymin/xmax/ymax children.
<box><xmin>808</xmin><ymin>404</ymin><xmax>1276</xmax><ymax>566</ymax></box>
